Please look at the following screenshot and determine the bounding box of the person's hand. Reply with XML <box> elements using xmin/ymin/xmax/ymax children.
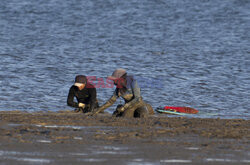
<box><xmin>78</xmin><ymin>103</ymin><xmax>85</xmax><ymax>108</ymax></box>
<box><xmin>89</xmin><ymin>108</ymin><xmax>99</xmax><ymax>116</ymax></box>
<box><xmin>117</xmin><ymin>106</ymin><xmax>125</xmax><ymax>113</ymax></box>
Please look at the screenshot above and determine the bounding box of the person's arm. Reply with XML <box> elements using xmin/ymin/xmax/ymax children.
<box><xmin>92</xmin><ymin>91</ymin><xmax>118</xmax><ymax>115</ymax></box>
<box><xmin>89</xmin><ymin>87</ymin><xmax>97</xmax><ymax>112</ymax></box>
<box><xmin>67</xmin><ymin>86</ymin><xmax>78</xmax><ymax>108</ymax></box>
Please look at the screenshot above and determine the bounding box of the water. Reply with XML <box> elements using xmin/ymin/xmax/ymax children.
<box><xmin>0</xmin><ymin>0</ymin><xmax>249</xmax><ymax>119</ymax></box>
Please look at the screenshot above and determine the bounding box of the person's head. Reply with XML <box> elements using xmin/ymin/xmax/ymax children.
<box><xmin>74</xmin><ymin>75</ymin><xmax>87</xmax><ymax>90</ymax></box>
<box><xmin>108</xmin><ymin>68</ymin><xmax>127</xmax><ymax>87</ymax></box>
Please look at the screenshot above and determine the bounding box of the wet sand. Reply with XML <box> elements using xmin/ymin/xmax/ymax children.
<box><xmin>0</xmin><ymin>111</ymin><xmax>249</xmax><ymax>165</ymax></box>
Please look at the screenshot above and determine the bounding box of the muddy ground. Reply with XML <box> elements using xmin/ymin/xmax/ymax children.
<box><xmin>0</xmin><ymin>111</ymin><xmax>249</xmax><ymax>165</ymax></box>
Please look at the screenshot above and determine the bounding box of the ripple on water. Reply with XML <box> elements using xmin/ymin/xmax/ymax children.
<box><xmin>160</xmin><ymin>159</ymin><xmax>192</xmax><ymax>163</ymax></box>
<box><xmin>0</xmin><ymin>0</ymin><xmax>249</xmax><ymax>119</ymax></box>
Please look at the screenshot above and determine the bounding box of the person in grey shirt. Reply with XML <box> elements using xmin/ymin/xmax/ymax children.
<box><xmin>92</xmin><ymin>68</ymin><xmax>154</xmax><ymax>118</ymax></box>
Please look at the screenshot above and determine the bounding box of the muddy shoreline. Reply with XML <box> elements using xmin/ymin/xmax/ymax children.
<box><xmin>0</xmin><ymin>111</ymin><xmax>249</xmax><ymax>164</ymax></box>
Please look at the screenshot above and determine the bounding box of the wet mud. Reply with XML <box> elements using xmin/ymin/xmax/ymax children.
<box><xmin>0</xmin><ymin>111</ymin><xmax>249</xmax><ymax>164</ymax></box>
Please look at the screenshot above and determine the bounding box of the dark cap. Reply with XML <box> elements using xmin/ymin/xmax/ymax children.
<box><xmin>74</xmin><ymin>75</ymin><xmax>87</xmax><ymax>84</ymax></box>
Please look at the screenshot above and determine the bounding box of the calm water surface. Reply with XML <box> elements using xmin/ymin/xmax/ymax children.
<box><xmin>0</xmin><ymin>0</ymin><xmax>249</xmax><ymax>119</ymax></box>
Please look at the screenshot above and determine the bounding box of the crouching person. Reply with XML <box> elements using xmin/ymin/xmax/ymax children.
<box><xmin>92</xmin><ymin>69</ymin><xmax>154</xmax><ymax>118</ymax></box>
<box><xmin>67</xmin><ymin>75</ymin><xmax>98</xmax><ymax>113</ymax></box>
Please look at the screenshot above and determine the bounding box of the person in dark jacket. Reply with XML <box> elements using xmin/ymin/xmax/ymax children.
<box><xmin>67</xmin><ymin>75</ymin><xmax>98</xmax><ymax>113</ymax></box>
<box><xmin>92</xmin><ymin>69</ymin><xmax>154</xmax><ymax>118</ymax></box>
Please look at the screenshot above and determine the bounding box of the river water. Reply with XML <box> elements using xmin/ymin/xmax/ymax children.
<box><xmin>0</xmin><ymin>0</ymin><xmax>249</xmax><ymax>119</ymax></box>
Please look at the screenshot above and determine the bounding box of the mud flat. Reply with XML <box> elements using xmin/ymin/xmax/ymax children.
<box><xmin>0</xmin><ymin>111</ymin><xmax>249</xmax><ymax>165</ymax></box>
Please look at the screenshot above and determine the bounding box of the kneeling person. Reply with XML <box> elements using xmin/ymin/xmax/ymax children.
<box><xmin>92</xmin><ymin>69</ymin><xmax>154</xmax><ymax>118</ymax></box>
<box><xmin>67</xmin><ymin>75</ymin><xmax>98</xmax><ymax>113</ymax></box>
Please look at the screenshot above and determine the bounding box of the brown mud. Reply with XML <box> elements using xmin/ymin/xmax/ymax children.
<box><xmin>0</xmin><ymin>111</ymin><xmax>249</xmax><ymax>165</ymax></box>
